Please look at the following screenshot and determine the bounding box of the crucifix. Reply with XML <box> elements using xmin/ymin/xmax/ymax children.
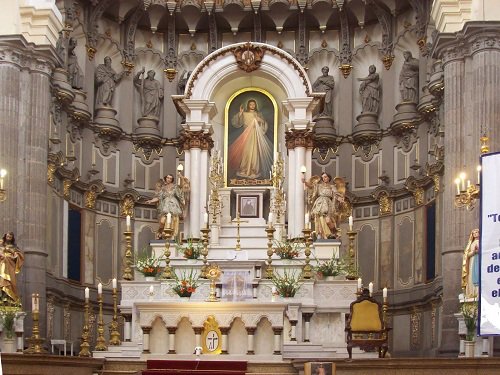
<box><xmin>232</xmin><ymin>211</ymin><xmax>248</xmax><ymax>251</ymax></box>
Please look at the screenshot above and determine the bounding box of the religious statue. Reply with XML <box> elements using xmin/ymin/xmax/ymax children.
<box><xmin>462</xmin><ymin>228</ymin><xmax>479</xmax><ymax>298</ymax></box>
<box><xmin>228</xmin><ymin>98</ymin><xmax>273</xmax><ymax>180</ymax></box>
<box><xmin>399</xmin><ymin>51</ymin><xmax>419</xmax><ymax>103</ymax></box>
<box><xmin>302</xmin><ymin>173</ymin><xmax>346</xmax><ymax>239</ymax></box>
<box><xmin>177</xmin><ymin>70</ymin><xmax>191</xmax><ymax>95</ymax></box>
<box><xmin>0</xmin><ymin>232</ymin><xmax>24</xmax><ymax>301</ymax></box>
<box><xmin>312</xmin><ymin>66</ymin><xmax>335</xmax><ymax>118</ymax></box>
<box><xmin>358</xmin><ymin>65</ymin><xmax>381</xmax><ymax>113</ymax></box>
<box><xmin>146</xmin><ymin>172</ymin><xmax>190</xmax><ymax>239</ymax></box>
<box><xmin>95</xmin><ymin>56</ymin><xmax>125</xmax><ymax>107</ymax></box>
<box><xmin>67</xmin><ymin>38</ymin><xmax>83</xmax><ymax>89</ymax></box>
<box><xmin>133</xmin><ymin>67</ymin><xmax>164</xmax><ymax>118</ymax></box>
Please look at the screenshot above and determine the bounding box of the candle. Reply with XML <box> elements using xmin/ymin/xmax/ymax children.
<box><xmin>32</xmin><ymin>293</ymin><xmax>37</xmax><ymax>312</ymax></box>
<box><xmin>349</xmin><ymin>215</ymin><xmax>353</xmax><ymax>231</ymax></box>
<box><xmin>203</xmin><ymin>212</ymin><xmax>209</xmax><ymax>225</ymax></box>
<box><xmin>460</xmin><ymin>172</ymin><xmax>466</xmax><ymax>191</ymax></box>
<box><xmin>477</xmin><ymin>165</ymin><xmax>481</xmax><ymax>184</ymax></box>
<box><xmin>300</xmin><ymin>165</ymin><xmax>307</xmax><ymax>174</ymax></box>
<box><xmin>383</xmin><ymin>287</ymin><xmax>388</xmax><ymax>299</ymax></box>
<box><xmin>454</xmin><ymin>178</ymin><xmax>460</xmax><ymax>195</ymax></box>
<box><xmin>112</xmin><ymin>278</ymin><xmax>117</xmax><ymax>289</ymax></box>
<box><xmin>268</xmin><ymin>212</ymin><xmax>274</xmax><ymax>227</ymax></box>
<box><xmin>126</xmin><ymin>215</ymin><xmax>131</xmax><ymax>231</ymax></box>
<box><xmin>85</xmin><ymin>287</ymin><xmax>90</xmax><ymax>299</ymax></box>
<box><xmin>149</xmin><ymin>285</ymin><xmax>154</xmax><ymax>295</ymax></box>
<box><xmin>368</xmin><ymin>282</ymin><xmax>373</xmax><ymax>295</ymax></box>
<box><xmin>98</xmin><ymin>282</ymin><xmax>102</xmax><ymax>295</ymax></box>
<box><xmin>305</xmin><ymin>213</ymin><xmax>309</xmax><ymax>227</ymax></box>
<box><xmin>357</xmin><ymin>278</ymin><xmax>362</xmax><ymax>289</ymax></box>
<box><xmin>166</xmin><ymin>212</ymin><xmax>172</xmax><ymax>227</ymax></box>
<box><xmin>177</xmin><ymin>164</ymin><xmax>184</xmax><ymax>173</ymax></box>
<box><xmin>271</xmin><ymin>286</ymin><xmax>277</xmax><ymax>294</ymax></box>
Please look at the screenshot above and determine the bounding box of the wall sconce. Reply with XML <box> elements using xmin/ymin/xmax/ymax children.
<box><xmin>0</xmin><ymin>168</ymin><xmax>7</xmax><ymax>202</ymax></box>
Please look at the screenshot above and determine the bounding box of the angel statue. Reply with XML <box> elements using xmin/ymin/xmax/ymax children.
<box><xmin>302</xmin><ymin>173</ymin><xmax>346</xmax><ymax>239</ymax></box>
<box><xmin>146</xmin><ymin>172</ymin><xmax>190</xmax><ymax>239</ymax></box>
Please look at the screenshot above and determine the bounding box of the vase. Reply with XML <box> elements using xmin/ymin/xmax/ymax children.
<box><xmin>325</xmin><ymin>276</ymin><xmax>335</xmax><ymax>281</ymax></box>
<box><xmin>145</xmin><ymin>276</ymin><xmax>155</xmax><ymax>282</ymax></box>
<box><xmin>1</xmin><ymin>337</ymin><xmax>16</xmax><ymax>353</ymax></box>
<box><xmin>464</xmin><ymin>340</ymin><xmax>475</xmax><ymax>357</ymax></box>
<box><xmin>178</xmin><ymin>292</ymin><xmax>192</xmax><ymax>298</ymax></box>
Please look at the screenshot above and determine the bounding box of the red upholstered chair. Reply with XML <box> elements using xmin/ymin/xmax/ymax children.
<box><xmin>345</xmin><ymin>288</ymin><xmax>390</xmax><ymax>359</ymax></box>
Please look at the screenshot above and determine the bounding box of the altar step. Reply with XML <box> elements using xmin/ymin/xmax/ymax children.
<box><xmin>142</xmin><ymin>360</ymin><xmax>247</xmax><ymax>375</ymax></box>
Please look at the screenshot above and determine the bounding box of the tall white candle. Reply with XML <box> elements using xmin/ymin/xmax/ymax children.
<box><xmin>349</xmin><ymin>215</ymin><xmax>353</xmax><ymax>231</ymax></box>
<box><xmin>460</xmin><ymin>172</ymin><xmax>466</xmax><ymax>191</ymax></box>
<box><xmin>357</xmin><ymin>278</ymin><xmax>362</xmax><ymax>289</ymax></box>
<box><xmin>126</xmin><ymin>215</ymin><xmax>131</xmax><ymax>231</ymax></box>
<box><xmin>268</xmin><ymin>212</ymin><xmax>274</xmax><ymax>228</ymax></box>
<box><xmin>149</xmin><ymin>285</ymin><xmax>154</xmax><ymax>295</ymax></box>
<box><xmin>368</xmin><ymin>282</ymin><xmax>373</xmax><ymax>295</ymax></box>
<box><xmin>477</xmin><ymin>165</ymin><xmax>481</xmax><ymax>184</ymax></box>
<box><xmin>203</xmin><ymin>212</ymin><xmax>209</xmax><ymax>225</ymax></box>
<box><xmin>98</xmin><ymin>282</ymin><xmax>102</xmax><ymax>295</ymax></box>
<box><xmin>383</xmin><ymin>287</ymin><xmax>388</xmax><ymax>299</ymax></box>
<box><xmin>32</xmin><ymin>293</ymin><xmax>37</xmax><ymax>312</ymax></box>
<box><xmin>300</xmin><ymin>165</ymin><xmax>307</xmax><ymax>174</ymax></box>
<box><xmin>305</xmin><ymin>213</ymin><xmax>309</xmax><ymax>227</ymax></box>
<box><xmin>112</xmin><ymin>278</ymin><xmax>117</xmax><ymax>289</ymax></box>
<box><xmin>166</xmin><ymin>213</ymin><xmax>172</xmax><ymax>226</ymax></box>
<box><xmin>85</xmin><ymin>287</ymin><xmax>90</xmax><ymax>299</ymax></box>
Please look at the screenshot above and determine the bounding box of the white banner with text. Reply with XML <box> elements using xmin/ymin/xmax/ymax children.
<box><xmin>480</xmin><ymin>151</ymin><xmax>500</xmax><ymax>335</ymax></box>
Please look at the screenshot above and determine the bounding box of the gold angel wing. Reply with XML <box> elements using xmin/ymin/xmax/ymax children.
<box><xmin>306</xmin><ymin>175</ymin><xmax>321</xmax><ymax>207</ymax></box>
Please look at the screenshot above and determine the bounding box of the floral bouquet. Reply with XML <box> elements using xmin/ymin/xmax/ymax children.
<box><xmin>273</xmin><ymin>240</ymin><xmax>302</xmax><ymax>260</ymax></box>
<box><xmin>271</xmin><ymin>269</ymin><xmax>302</xmax><ymax>298</ymax></box>
<box><xmin>135</xmin><ymin>252</ymin><xmax>161</xmax><ymax>277</ymax></box>
<box><xmin>0</xmin><ymin>299</ymin><xmax>22</xmax><ymax>339</ymax></box>
<box><xmin>315</xmin><ymin>258</ymin><xmax>342</xmax><ymax>279</ymax></box>
<box><xmin>176</xmin><ymin>239</ymin><xmax>203</xmax><ymax>260</ymax></box>
<box><xmin>461</xmin><ymin>299</ymin><xmax>478</xmax><ymax>341</ymax></box>
<box><xmin>172</xmin><ymin>269</ymin><xmax>200</xmax><ymax>297</ymax></box>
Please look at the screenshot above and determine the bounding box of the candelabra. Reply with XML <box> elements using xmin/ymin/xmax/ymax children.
<box><xmin>25</xmin><ymin>294</ymin><xmax>47</xmax><ymax>354</ymax></box>
<box><xmin>233</xmin><ymin>212</ymin><xmax>248</xmax><ymax>251</ymax></box>
<box><xmin>206</xmin><ymin>264</ymin><xmax>222</xmax><ymax>302</ymax></box>
<box><xmin>265</xmin><ymin>225</ymin><xmax>276</xmax><ymax>279</ymax></box>
<box><xmin>382</xmin><ymin>293</ymin><xmax>389</xmax><ymax>330</ymax></box>
<box><xmin>161</xmin><ymin>226</ymin><xmax>174</xmax><ymax>279</ymax></box>
<box><xmin>208</xmin><ymin>151</ymin><xmax>224</xmax><ymax>224</ymax></box>
<box><xmin>454</xmin><ymin>133</ymin><xmax>488</xmax><ymax>210</ymax></box>
<box><xmin>200</xmin><ymin>225</ymin><xmax>210</xmax><ymax>278</ymax></box>
<box><xmin>79</xmin><ymin>296</ymin><xmax>91</xmax><ymax>357</ymax></box>
<box><xmin>0</xmin><ymin>168</ymin><xmax>7</xmax><ymax>203</ymax></box>
<box><xmin>346</xmin><ymin>230</ymin><xmax>358</xmax><ymax>279</ymax></box>
<box><xmin>109</xmin><ymin>285</ymin><xmax>121</xmax><ymax>346</ymax></box>
<box><xmin>122</xmin><ymin>230</ymin><xmax>134</xmax><ymax>280</ymax></box>
<box><xmin>94</xmin><ymin>292</ymin><xmax>108</xmax><ymax>351</ymax></box>
<box><xmin>270</xmin><ymin>154</ymin><xmax>286</xmax><ymax>224</ymax></box>
<box><xmin>302</xmin><ymin>226</ymin><xmax>313</xmax><ymax>279</ymax></box>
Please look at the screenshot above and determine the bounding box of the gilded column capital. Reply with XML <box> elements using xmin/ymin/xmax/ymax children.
<box><xmin>285</xmin><ymin>129</ymin><xmax>314</xmax><ymax>150</ymax></box>
<box><xmin>179</xmin><ymin>130</ymin><xmax>212</xmax><ymax>150</ymax></box>
<box><xmin>372</xmin><ymin>188</ymin><xmax>393</xmax><ymax>216</ymax></box>
<box><xmin>85</xmin><ymin>182</ymin><xmax>104</xmax><ymax>210</ymax></box>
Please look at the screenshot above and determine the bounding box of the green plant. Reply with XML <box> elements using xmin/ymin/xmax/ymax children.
<box><xmin>339</xmin><ymin>254</ymin><xmax>361</xmax><ymax>279</ymax></box>
<box><xmin>271</xmin><ymin>269</ymin><xmax>302</xmax><ymax>297</ymax></box>
<box><xmin>273</xmin><ymin>240</ymin><xmax>302</xmax><ymax>260</ymax></box>
<box><xmin>315</xmin><ymin>258</ymin><xmax>342</xmax><ymax>278</ymax></box>
<box><xmin>135</xmin><ymin>250</ymin><xmax>161</xmax><ymax>277</ymax></box>
<box><xmin>172</xmin><ymin>269</ymin><xmax>200</xmax><ymax>297</ymax></box>
<box><xmin>176</xmin><ymin>239</ymin><xmax>203</xmax><ymax>260</ymax></box>
<box><xmin>461</xmin><ymin>300</ymin><xmax>478</xmax><ymax>341</ymax></box>
<box><xmin>0</xmin><ymin>300</ymin><xmax>21</xmax><ymax>339</ymax></box>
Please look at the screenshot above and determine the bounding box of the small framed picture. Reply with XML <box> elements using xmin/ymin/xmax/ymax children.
<box><xmin>304</xmin><ymin>362</ymin><xmax>335</xmax><ymax>375</ymax></box>
<box><xmin>239</xmin><ymin>196</ymin><xmax>259</xmax><ymax>218</ymax></box>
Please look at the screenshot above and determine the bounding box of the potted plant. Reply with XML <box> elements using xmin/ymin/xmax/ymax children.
<box><xmin>461</xmin><ymin>299</ymin><xmax>478</xmax><ymax>357</ymax></box>
<box><xmin>315</xmin><ymin>258</ymin><xmax>342</xmax><ymax>280</ymax></box>
<box><xmin>0</xmin><ymin>300</ymin><xmax>21</xmax><ymax>352</ymax></box>
<box><xmin>273</xmin><ymin>240</ymin><xmax>302</xmax><ymax>261</ymax></box>
<box><xmin>176</xmin><ymin>239</ymin><xmax>203</xmax><ymax>261</ymax></box>
<box><xmin>135</xmin><ymin>251</ymin><xmax>162</xmax><ymax>280</ymax></box>
<box><xmin>172</xmin><ymin>269</ymin><xmax>200</xmax><ymax>298</ymax></box>
<box><xmin>339</xmin><ymin>254</ymin><xmax>361</xmax><ymax>280</ymax></box>
<box><xmin>271</xmin><ymin>269</ymin><xmax>303</xmax><ymax>298</ymax></box>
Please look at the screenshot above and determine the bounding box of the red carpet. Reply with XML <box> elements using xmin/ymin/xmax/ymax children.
<box><xmin>142</xmin><ymin>360</ymin><xmax>247</xmax><ymax>375</ymax></box>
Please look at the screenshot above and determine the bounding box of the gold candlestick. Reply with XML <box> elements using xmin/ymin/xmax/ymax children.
<box><xmin>302</xmin><ymin>227</ymin><xmax>313</xmax><ymax>279</ymax></box>
<box><xmin>24</xmin><ymin>296</ymin><xmax>47</xmax><ymax>354</ymax></box>
<box><xmin>79</xmin><ymin>297</ymin><xmax>91</xmax><ymax>357</ymax></box>
<box><xmin>122</xmin><ymin>230</ymin><xmax>134</xmax><ymax>280</ymax></box>
<box><xmin>265</xmin><ymin>226</ymin><xmax>276</xmax><ymax>279</ymax></box>
<box><xmin>94</xmin><ymin>293</ymin><xmax>108</xmax><ymax>351</ymax></box>
<box><xmin>161</xmin><ymin>226</ymin><xmax>174</xmax><ymax>279</ymax></box>
<box><xmin>346</xmin><ymin>230</ymin><xmax>358</xmax><ymax>279</ymax></box>
<box><xmin>109</xmin><ymin>287</ymin><xmax>121</xmax><ymax>346</ymax></box>
<box><xmin>206</xmin><ymin>264</ymin><xmax>222</xmax><ymax>302</ymax></box>
<box><xmin>200</xmin><ymin>226</ymin><xmax>210</xmax><ymax>278</ymax></box>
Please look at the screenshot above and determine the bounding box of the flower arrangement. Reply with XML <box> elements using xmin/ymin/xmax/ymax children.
<box><xmin>176</xmin><ymin>239</ymin><xmax>203</xmax><ymax>260</ymax></box>
<box><xmin>338</xmin><ymin>254</ymin><xmax>361</xmax><ymax>279</ymax></box>
<box><xmin>461</xmin><ymin>300</ymin><xmax>478</xmax><ymax>341</ymax></box>
<box><xmin>172</xmin><ymin>269</ymin><xmax>200</xmax><ymax>297</ymax></box>
<box><xmin>0</xmin><ymin>299</ymin><xmax>21</xmax><ymax>339</ymax></box>
<box><xmin>271</xmin><ymin>269</ymin><xmax>302</xmax><ymax>298</ymax></box>
<box><xmin>273</xmin><ymin>240</ymin><xmax>302</xmax><ymax>260</ymax></box>
<box><xmin>315</xmin><ymin>258</ymin><xmax>342</xmax><ymax>278</ymax></box>
<box><xmin>135</xmin><ymin>251</ymin><xmax>162</xmax><ymax>277</ymax></box>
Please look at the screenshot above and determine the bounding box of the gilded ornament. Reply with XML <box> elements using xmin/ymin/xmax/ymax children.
<box><xmin>382</xmin><ymin>54</ymin><xmax>394</xmax><ymax>70</ymax></box>
<box><xmin>120</xmin><ymin>195</ymin><xmax>135</xmax><ymax>217</ymax></box>
<box><xmin>378</xmin><ymin>192</ymin><xmax>392</xmax><ymax>215</ymax></box>
<box><xmin>413</xmin><ymin>187</ymin><xmax>424</xmax><ymax>206</ymax></box>
<box><xmin>432</xmin><ymin>174</ymin><xmax>440</xmax><ymax>193</ymax></box>
<box><xmin>233</xmin><ymin>42</ymin><xmax>264</xmax><ymax>73</ymax></box>
<box><xmin>47</xmin><ymin>163</ymin><xmax>57</xmax><ymax>185</ymax></box>
<box><xmin>63</xmin><ymin>179</ymin><xmax>73</xmax><ymax>199</ymax></box>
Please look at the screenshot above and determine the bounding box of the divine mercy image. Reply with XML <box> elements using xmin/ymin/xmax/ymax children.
<box><xmin>226</xmin><ymin>90</ymin><xmax>276</xmax><ymax>186</ymax></box>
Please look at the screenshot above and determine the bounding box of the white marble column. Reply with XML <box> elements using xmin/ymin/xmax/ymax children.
<box><xmin>287</xmin><ymin>148</ymin><xmax>296</xmax><ymax>238</ymax></box>
<box><xmin>167</xmin><ymin>327</ymin><xmax>176</xmax><ymax>354</ymax></box>
<box><xmin>199</xmin><ymin>149</ymin><xmax>209</xmax><ymax>231</ymax></box>
<box><xmin>189</xmin><ymin>147</ymin><xmax>201</xmax><ymax>238</ymax></box>
<box><xmin>246</xmin><ymin>327</ymin><xmax>256</xmax><ymax>355</ymax></box>
<box><xmin>220</xmin><ymin>327</ymin><xmax>229</xmax><ymax>354</ymax></box>
<box><xmin>183</xmin><ymin>150</ymin><xmax>191</xmax><ymax>238</ymax></box>
<box><xmin>294</xmin><ymin>146</ymin><xmax>306</xmax><ymax>237</ymax></box>
<box><xmin>272</xmin><ymin>327</ymin><xmax>282</xmax><ymax>355</ymax></box>
<box><xmin>142</xmin><ymin>326</ymin><xmax>151</xmax><ymax>353</ymax></box>
<box><xmin>194</xmin><ymin>327</ymin><xmax>202</xmax><ymax>348</ymax></box>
